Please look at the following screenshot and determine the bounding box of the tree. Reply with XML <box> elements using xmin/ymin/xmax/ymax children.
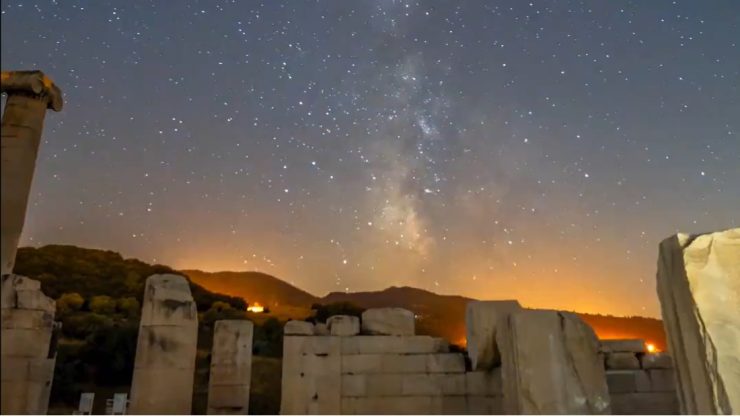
<box><xmin>56</xmin><ymin>292</ymin><xmax>84</xmax><ymax>316</ymax></box>
<box><xmin>118</xmin><ymin>297</ymin><xmax>140</xmax><ymax>319</ymax></box>
<box><xmin>90</xmin><ymin>295</ymin><xmax>116</xmax><ymax>315</ymax></box>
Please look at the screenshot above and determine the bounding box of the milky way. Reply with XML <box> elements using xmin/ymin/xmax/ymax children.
<box><xmin>2</xmin><ymin>1</ymin><xmax>738</xmax><ymax>317</ymax></box>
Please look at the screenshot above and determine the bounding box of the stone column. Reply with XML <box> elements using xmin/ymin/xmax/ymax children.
<box><xmin>129</xmin><ymin>274</ymin><xmax>198</xmax><ymax>414</ymax></box>
<box><xmin>1</xmin><ymin>71</ymin><xmax>63</xmax><ymax>276</ymax></box>
<box><xmin>207</xmin><ymin>319</ymin><xmax>253</xmax><ymax>414</ymax></box>
<box><xmin>656</xmin><ymin>228</ymin><xmax>739</xmax><ymax>414</ymax></box>
<box><xmin>497</xmin><ymin>309</ymin><xmax>611</xmax><ymax>414</ymax></box>
<box><xmin>1</xmin><ymin>274</ymin><xmax>58</xmax><ymax>414</ymax></box>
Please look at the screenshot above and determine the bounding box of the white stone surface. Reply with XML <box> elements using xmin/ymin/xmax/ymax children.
<box><xmin>327</xmin><ymin>315</ymin><xmax>360</xmax><ymax>336</ymax></box>
<box><xmin>361</xmin><ymin>307</ymin><xmax>415</xmax><ymax>336</ymax></box>
<box><xmin>606</xmin><ymin>352</ymin><xmax>641</xmax><ymax>370</ymax></box>
<box><xmin>656</xmin><ymin>228</ymin><xmax>739</xmax><ymax>414</ymax></box>
<box><xmin>599</xmin><ymin>339</ymin><xmax>646</xmax><ymax>353</ymax></box>
<box><xmin>1</xmin><ymin>274</ymin><xmax>56</xmax><ymax>415</ymax></box>
<box><xmin>640</xmin><ymin>352</ymin><xmax>673</xmax><ymax>369</ymax></box>
<box><xmin>129</xmin><ymin>274</ymin><xmax>198</xmax><ymax>414</ymax></box>
<box><xmin>207</xmin><ymin>320</ymin><xmax>253</xmax><ymax>414</ymax></box>
<box><xmin>465</xmin><ymin>300</ymin><xmax>521</xmax><ymax>370</ymax></box>
<box><xmin>497</xmin><ymin>309</ymin><xmax>611</xmax><ymax>414</ymax></box>
<box><xmin>284</xmin><ymin>320</ymin><xmax>314</xmax><ymax>336</ymax></box>
<box><xmin>341</xmin><ymin>335</ymin><xmax>449</xmax><ymax>354</ymax></box>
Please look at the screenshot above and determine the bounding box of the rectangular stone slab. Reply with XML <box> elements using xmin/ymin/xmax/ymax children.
<box><xmin>497</xmin><ymin>309</ymin><xmax>611</xmax><ymax>414</ymax></box>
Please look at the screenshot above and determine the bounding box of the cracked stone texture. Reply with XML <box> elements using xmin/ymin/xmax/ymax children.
<box><xmin>656</xmin><ymin>228</ymin><xmax>739</xmax><ymax>414</ymax></box>
<box><xmin>497</xmin><ymin>309</ymin><xmax>611</xmax><ymax>414</ymax></box>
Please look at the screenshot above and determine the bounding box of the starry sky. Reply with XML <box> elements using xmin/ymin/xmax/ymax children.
<box><xmin>2</xmin><ymin>1</ymin><xmax>738</xmax><ymax>318</ymax></box>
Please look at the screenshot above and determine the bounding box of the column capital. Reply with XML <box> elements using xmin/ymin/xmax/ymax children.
<box><xmin>1</xmin><ymin>70</ymin><xmax>63</xmax><ymax>111</ymax></box>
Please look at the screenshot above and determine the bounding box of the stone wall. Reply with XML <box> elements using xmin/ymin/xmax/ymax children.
<box><xmin>0</xmin><ymin>274</ymin><xmax>58</xmax><ymax>415</ymax></box>
<box><xmin>281</xmin><ymin>313</ymin><xmax>503</xmax><ymax>415</ymax></box>
<box><xmin>601</xmin><ymin>339</ymin><xmax>679</xmax><ymax>414</ymax></box>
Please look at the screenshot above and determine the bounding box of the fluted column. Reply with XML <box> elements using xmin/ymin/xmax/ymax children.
<box><xmin>1</xmin><ymin>70</ymin><xmax>63</xmax><ymax>275</ymax></box>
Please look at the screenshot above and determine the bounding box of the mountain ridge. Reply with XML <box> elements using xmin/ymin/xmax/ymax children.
<box><xmin>183</xmin><ymin>269</ymin><xmax>667</xmax><ymax>349</ymax></box>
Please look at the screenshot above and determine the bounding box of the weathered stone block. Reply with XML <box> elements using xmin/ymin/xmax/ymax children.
<box><xmin>342</xmin><ymin>354</ymin><xmax>382</xmax><ymax>374</ymax></box>
<box><xmin>648</xmin><ymin>368</ymin><xmax>676</xmax><ymax>392</ymax></box>
<box><xmin>466</xmin><ymin>369</ymin><xmax>503</xmax><ymax>396</ymax></box>
<box><xmin>599</xmin><ymin>339</ymin><xmax>646</xmax><ymax>353</ymax></box>
<box><xmin>280</xmin><ymin>336</ymin><xmax>341</xmax><ymax>414</ymax></box>
<box><xmin>314</xmin><ymin>322</ymin><xmax>329</xmax><ymax>335</ymax></box>
<box><xmin>341</xmin><ymin>396</ymin><xmax>434</xmax><ymax>414</ymax></box>
<box><xmin>498</xmin><ymin>310</ymin><xmax>611</xmax><ymax>414</ymax></box>
<box><xmin>610</xmin><ymin>392</ymin><xmax>679</xmax><ymax>415</ymax></box>
<box><xmin>341</xmin><ymin>374</ymin><xmax>366</xmax><ymax>397</ymax></box>
<box><xmin>208</xmin><ymin>320</ymin><xmax>252</xmax><ymax>414</ymax></box>
<box><xmin>380</xmin><ymin>354</ymin><xmax>427</xmax><ymax>373</ymax></box>
<box><xmin>327</xmin><ymin>315</ymin><xmax>360</xmax><ymax>336</ymax></box>
<box><xmin>656</xmin><ymin>229</ymin><xmax>739</xmax><ymax>414</ymax></box>
<box><xmin>465</xmin><ymin>300</ymin><xmax>521</xmax><ymax>370</ymax></box>
<box><xmin>435</xmin><ymin>396</ymin><xmax>467</xmax><ymax>414</ymax></box>
<box><xmin>1</xmin><ymin>308</ymin><xmax>53</xmax><ymax>330</ymax></box>
<box><xmin>605</xmin><ymin>352</ymin><xmax>641</xmax><ymax>370</ymax></box>
<box><xmin>361</xmin><ymin>307</ymin><xmax>415</xmax><ymax>336</ymax></box>
<box><xmin>426</xmin><ymin>353</ymin><xmax>465</xmax><ymax>373</ymax></box>
<box><xmin>605</xmin><ymin>370</ymin><xmax>650</xmax><ymax>394</ymax></box>
<box><xmin>0</xmin><ymin>328</ymin><xmax>52</xmax><ymax>359</ymax></box>
<box><xmin>466</xmin><ymin>396</ymin><xmax>504</xmax><ymax>414</ymax></box>
<box><xmin>640</xmin><ymin>352</ymin><xmax>673</xmax><ymax>369</ymax></box>
<box><xmin>401</xmin><ymin>373</ymin><xmax>466</xmax><ymax>396</ymax></box>
<box><xmin>129</xmin><ymin>274</ymin><xmax>197</xmax><ymax>415</ymax></box>
<box><xmin>341</xmin><ymin>335</ymin><xmax>449</xmax><ymax>354</ymax></box>
<box><xmin>284</xmin><ymin>320</ymin><xmax>314</xmax><ymax>336</ymax></box>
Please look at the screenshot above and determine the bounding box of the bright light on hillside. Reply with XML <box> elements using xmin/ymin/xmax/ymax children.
<box><xmin>247</xmin><ymin>303</ymin><xmax>265</xmax><ymax>313</ymax></box>
<box><xmin>646</xmin><ymin>343</ymin><xmax>656</xmax><ymax>353</ymax></box>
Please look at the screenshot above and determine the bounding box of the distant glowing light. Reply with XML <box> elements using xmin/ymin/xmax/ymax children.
<box><xmin>247</xmin><ymin>303</ymin><xmax>265</xmax><ymax>313</ymax></box>
<box><xmin>646</xmin><ymin>343</ymin><xmax>656</xmax><ymax>353</ymax></box>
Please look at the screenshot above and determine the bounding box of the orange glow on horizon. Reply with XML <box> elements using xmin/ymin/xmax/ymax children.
<box><xmin>646</xmin><ymin>343</ymin><xmax>657</xmax><ymax>353</ymax></box>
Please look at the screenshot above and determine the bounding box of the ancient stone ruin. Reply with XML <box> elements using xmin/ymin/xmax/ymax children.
<box><xmin>497</xmin><ymin>309</ymin><xmax>611</xmax><ymax>414</ymax></box>
<box><xmin>208</xmin><ymin>319</ymin><xmax>254</xmax><ymax>414</ymax></box>
<box><xmin>1</xmin><ymin>70</ymin><xmax>62</xmax><ymax>415</ymax></box>
<box><xmin>0</xmin><ymin>274</ymin><xmax>59</xmax><ymax>414</ymax></box>
<box><xmin>280</xmin><ymin>302</ymin><xmax>677</xmax><ymax>415</ymax></box>
<box><xmin>656</xmin><ymin>227</ymin><xmax>739</xmax><ymax>414</ymax></box>
<box><xmin>129</xmin><ymin>274</ymin><xmax>199</xmax><ymax>414</ymax></box>
<box><xmin>1</xmin><ymin>70</ymin><xmax>63</xmax><ymax>276</ymax></box>
<box><xmin>602</xmin><ymin>339</ymin><xmax>679</xmax><ymax>414</ymax></box>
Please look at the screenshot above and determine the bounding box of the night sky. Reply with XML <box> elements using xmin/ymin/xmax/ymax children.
<box><xmin>2</xmin><ymin>1</ymin><xmax>738</xmax><ymax>317</ymax></box>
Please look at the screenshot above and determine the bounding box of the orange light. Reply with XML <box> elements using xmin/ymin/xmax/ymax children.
<box><xmin>247</xmin><ymin>303</ymin><xmax>265</xmax><ymax>313</ymax></box>
<box><xmin>646</xmin><ymin>343</ymin><xmax>656</xmax><ymax>353</ymax></box>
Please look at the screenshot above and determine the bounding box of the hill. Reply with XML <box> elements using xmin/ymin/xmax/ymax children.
<box><xmin>185</xmin><ymin>270</ymin><xmax>667</xmax><ymax>350</ymax></box>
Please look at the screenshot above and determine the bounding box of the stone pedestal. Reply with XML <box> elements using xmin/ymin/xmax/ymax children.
<box><xmin>656</xmin><ymin>228</ymin><xmax>739</xmax><ymax>414</ymax></box>
<box><xmin>1</xmin><ymin>274</ymin><xmax>57</xmax><ymax>414</ymax></box>
<box><xmin>207</xmin><ymin>320</ymin><xmax>253</xmax><ymax>414</ymax></box>
<box><xmin>497</xmin><ymin>309</ymin><xmax>611</xmax><ymax>414</ymax></box>
<box><xmin>1</xmin><ymin>71</ymin><xmax>63</xmax><ymax>276</ymax></box>
<box><xmin>129</xmin><ymin>274</ymin><xmax>198</xmax><ymax>414</ymax></box>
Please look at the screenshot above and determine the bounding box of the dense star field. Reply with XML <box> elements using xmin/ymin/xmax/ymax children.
<box><xmin>1</xmin><ymin>1</ymin><xmax>738</xmax><ymax>317</ymax></box>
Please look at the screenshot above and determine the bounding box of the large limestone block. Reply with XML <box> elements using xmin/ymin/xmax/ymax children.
<box><xmin>341</xmin><ymin>335</ymin><xmax>449</xmax><ymax>354</ymax></box>
<box><xmin>465</xmin><ymin>300</ymin><xmax>521</xmax><ymax>370</ymax></box>
<box><xmin>610</xmin><ymin>392</ymin><xmax>679</xmax><ymax>415</ymax></box>
<box><xmin>208</xmin><ymin>320</ymin><xmax>253</xmax><ymax>414</ymax></box>
<box><xmin>466</xmin><ymin>395</ymin><xmax>504</xmax><ymax>414</ymax></box>
<box><xmin>361</xmin><ymin>307</ymin><xmax>415</xmax><ymax>336</ymax></box>
<box><xmin>599</xmin><ymin>339</ymin><xmax>646</xmax><ymax>353</ymax></box>
<box><xmin>497</xmin><ymin>309</ymin><xmax>611</xmax><ymax>414</ymax></box>
<box><xmin>466</xmin><ymin>369</ymin><xmax>503</xmax><ymax>396</ymax></box>
<box><xmin>640</xmin><ymin>352</ymin><xmax>673</xmax><ymax>369</ymax></box>
<box><xmin>280</xmin><ymin>336</ymin><xmax>342</xmax><ymax>414</ymax></box>
<box><xmin>605</xmin><ymin>352</ymin><xmax>641</xmax><ymax>370</ymax></box>
<box><xmin>341</xmin><ymin>396</ymin><xmax>435</xmax><ymax>415</ymax></box>
<box><xmin>401</xmin><ymin>373</ymin><xmax>466</xmax><ymax>396</ymax></box>
<box><xmin>327</xmin><ymin>315</ymin><xmax>360</xmax><ymax>336</ymax></box>
<box><xmin>284</xmin><ymin>320</ymin><xmax>314</xmax><ymax>336</ymax></box>
<box><xmin>1</xmin><ymin>274</ymin><xmax>57</xmax><ymax>415</ymax></box>
<box><xmin>605</xmin><ymin>370</ymin><xmax>650</xmax><ymax>394</ymax></box>
<box><xmin>656</xmin><ymin>228</ymin><xmax>739</xmax><ymax>414</ymax></box>
<box><xmin>129</xmin><ymin>274</ymin><xmax>198</xmax><ymax>415</ymax></box>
